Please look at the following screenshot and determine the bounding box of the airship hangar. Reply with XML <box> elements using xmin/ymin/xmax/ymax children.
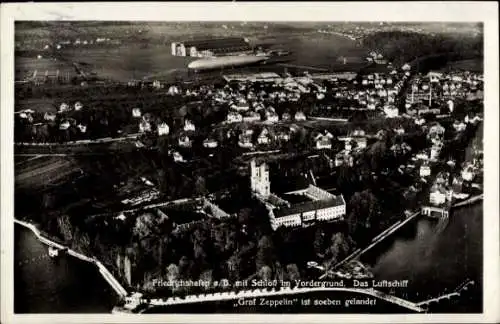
<box><xmin>171</xmin><ymin>37</ymin><xmax>253</xmax><ymax>58</ymax></box>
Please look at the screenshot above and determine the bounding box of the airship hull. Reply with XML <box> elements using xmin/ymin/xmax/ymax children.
<box><xmin>188</xmin><ymin>55</ymin><xmax>268</xmax><ymax>71</ymax></box>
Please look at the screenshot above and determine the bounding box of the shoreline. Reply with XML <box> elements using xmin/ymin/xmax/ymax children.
<box><xmin>14</xmin><ymin>219</ymin><xmax>128</xmax><ymax>299</ymax></box>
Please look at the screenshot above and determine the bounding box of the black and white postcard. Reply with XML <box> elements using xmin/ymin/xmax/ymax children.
<box><xmin>1</xmin><ymin>2</ymin><xmax>499</xmax><ymax>323</ymax></box>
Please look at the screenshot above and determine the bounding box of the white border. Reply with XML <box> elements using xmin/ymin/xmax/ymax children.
<box><xmin>1</xmin><ymin>2</ymin><xmax>499</xmax><ymax>324</ymax></box>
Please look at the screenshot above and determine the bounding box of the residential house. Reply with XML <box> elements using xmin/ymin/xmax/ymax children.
<box><xmin>416</xmin><ymin>151</ymin><xmax>429</xmax><ymax>161</ymax></box>
<box><xmin>266</xmin><ymin>111</ymin><xmax>279</xmax><ymax>123</ymax></box>
<box><xmin>132</xmin><ymin>108</ymin><xmax>142</xmax><ymax>118</ymax></box>
<box><xmin>178</xmin><ymin>135</ymin><xmax>192</xmax><ymax>148</ymax></box>
<box><xmin>172</xmin><ymin>151</ymin><xmax>184</xmax><ymax>162</ymax></box>
<box><xmin>243</xmin><ymin>112</ymin><xmax>261</xmax><ymax>123</ymax></box>
<box><xmin>44</xmin><ymin>112</ymin><xmax>57</xmax><ymax>121</ymax></box>
<box><xmin>77</xmin><ymin>124</ymin><xmax>87</xmax><ymax>133</ymax></box>
<box><xmin>281</xmin><ymin>112</ymin><xmax>292</xmax><ymax>121</ymax></box>
<box><xmin>453</xmin><ymin>120</ymin><xmax>467</xmax><ymax>132</ymax></box>
<box><xmin>234</xmin><ymin>99</ymin><xmax>250</xmax><ymax>112</ymax></box>
<box><xmin>227</xmin><ymin>111</ymin><xmax>243</xmax><ymax>123</ymax></box>
<box><xmin>59</xmin><ymin>120</ymin><xmax>71</xmax><ymax>130</ymax></box>
<box><xmin>294</xmin><ymin>111</ymin><xmax>306</xmax><ymax>121</ymax></box>
<box><xmin>461</xmin><ymin>164</ymin><xmax>476</xmax><ymax>182</ymax></box>
<box><xmin>238</xmin><ymin>129</ymin><xmax>254</xmax><ymax>148</ymax></box>
<box><xmin>157</xmin><ymin>122</ymin><xmax>170</xmax><ymax>136</ymax></box>
<box><xmin>139</xmin><ymin>119</ymin><xmax>151</xmax><ymax>133</ymax></box>
<box><xmin>415</xmin><ymin>117</ymin><xmax>426</xmax><ymax>126</ymax></box>
<box><xmin>452</xmin><ymin>176</ymin><xmax>464</xmax><ymax>193</ymax></box>
<box><xmin>394</xmin><ymin>126</ymin><xmax>405</xmax><ymax>135</ymax></box>
<box><xmin>315</xmin><ymin>131</ymin><xmax>333</xmax><ymax>150</ymax></box>
<box><xmin>420</xmin><ymin>164</ymin><xmax>431</xmax><ymax>177</ymax></box>
<box><xmin>257</xmin><ymin>128</ymin><xmax>272</xmax><ymax>145</ymax></box>
<box><xmin>335</xmin><ymin>153</ymin><xmax>344</xmax><ymax>167</ymax></box>
<box><xmin>184</xmin><ymin>119</ymin><xmax>196</xmax><ymax>132</ymax></box>
<box><xmin>351</xmin><ymin>129</ymin><xmax>365</xmax><ymax>137</ymax></box>
<box><xmin>59</xmin><ymin>103</ymin><xmax>70</xmax><ymax>113</ymax></box>
<box><xmin>430</xmin><ymin>143</ymin><xmax>442</xmax><ymax>161</ymax></box>
<box><xmin>384</xmin><ymin>105</ymin><xmax>399</xmax><ymax>118</ymax></box>
<box><xmin>203</xmin><ymin>138</ymin><xmax>218</xmax><ymax>148</ymax></box>
<box><xmin>277</xmin><ymin>131</ymin><xmax>291</xmax><ymax>142</ymax></box>
<box><xmin>429</xmin><ymin>186</ymin><xmax>447</xmax><ymax>206</ymax></box>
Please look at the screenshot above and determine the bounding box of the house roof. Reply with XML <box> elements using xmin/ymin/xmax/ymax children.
<box><xmin>182</xmin><ymin>37</ymin><xmax>250</xmax><ymax>51</ymax></box>
<box><xmin>274</xmin><ymin>195</ymin><xmax>344</xmax><ymax>218</ymax></box>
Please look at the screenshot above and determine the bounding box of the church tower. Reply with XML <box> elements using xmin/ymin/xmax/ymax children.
<box><xmin>250</xmin><ymin>159</ymin><xmax>270</xmax><ymax>198</ymax></box>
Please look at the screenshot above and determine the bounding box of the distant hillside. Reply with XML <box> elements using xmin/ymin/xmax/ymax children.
<box><xmin>362</xmin><ymin>31</ymin><xmax>483</xmax><ymax>66</ymax></box>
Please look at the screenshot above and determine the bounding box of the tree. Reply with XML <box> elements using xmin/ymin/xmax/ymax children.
<box><xmin>286</xmin><ymin>263</ymin><xmax>301</xmax><ymax>281</ymax></box>
<box><xmin>313</xmin><ymin>228</ymin><xmax>326</xmax><ymax>258</ymax></box>
<box><xmin>194</xmin><ymin>175</ymin><xmax>208</xmax><ymax>196</ymax></box>
<box><xmin>227</xmin><ymin>253</ymin><xmax>242</xmax><ymax>281</ymax></box>
<box><xmin>325</xmin><ymin>232</ymin><xmax>350</xmax><ymax>266</ymax></box>
<box><xmin>258</xmin><ymin>265</ymin><xmax>273</xmax><ymax>280</ymax></box>
<box><xmin>199</xmin><ymin>269</ymin><xmax>213</xmax><ymax>290</ymax></box>
<box><xmin>178</xmin><ymin>255</ymin><xmax>192</xmax><ymax>279</ymax></box>
<box><xmin>166</xmin><ymin>263</ymin><xmax>180</xmax><ymax>282</ymax></box>
<box><xmin>347</xmin><ymin>190</ymin><xmax>381</xmax><ymax>240</ymax></box>
<box><xmin>256</xmin><ymin>235</ymin><xmax>275</xmax><ymax>270</ymax></box>
<box><xmin>238</xmin><ymin>208</ymin><xmax>252</xmax><ymax>225</ymax></box>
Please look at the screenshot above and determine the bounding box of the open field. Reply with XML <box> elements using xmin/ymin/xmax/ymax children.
<box><xmin>15</xmin><ymin>156</ymin><xmax>82</xmax><ymax>190</ymax></box>
<box><xmin>15</xmin><ymin>56</ymin><xmax>76</xmax><ymax>81</ymax></box>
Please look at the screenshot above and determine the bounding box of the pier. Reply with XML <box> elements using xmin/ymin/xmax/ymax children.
<box><xmin>452</xmin><ymin>194</ymin><xmax>483</xmax><ymax>208</ymax></box>
<box><xmin>129</xmin><ymin>286</ymin><xmax>425</xmax><ymax>313</ymax></box>
<box><xmin>421</xmin><ymin>206</ymin><xmax>449</xmax><ymax>218</ymax></box>
<box><xmin>416</xmin><ymin>280</ymin><xmax>475</xmax><ymax>308</ymax></box>
<box><xmin>321</xmin><ymin>211</ymin><xmax>421</xmax><ymax>277</ymax></box>
<box><xmin>14</xmin><ymin>219</ymin><xmax>128</xmax><ymax>298</ymax></box>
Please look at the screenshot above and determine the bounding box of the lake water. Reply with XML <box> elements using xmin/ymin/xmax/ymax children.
<box><xmin>14</xmin><ymin>225</ymin><xmax>117</xmax><ymax>313</ymax></box>
<box><xmin>361</xmin><ymin>202</ymin><xmax>483</xmax><ymax>312</ymax></box>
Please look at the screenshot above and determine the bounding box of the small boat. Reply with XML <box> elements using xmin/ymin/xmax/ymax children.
<box><xmin>48</xmin><ymin>246</ymin><xmax>59</xmax><ymax>258</ymax></box>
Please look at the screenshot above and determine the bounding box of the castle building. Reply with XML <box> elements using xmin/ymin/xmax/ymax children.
<box><xmin>250</xmin><ymin>159</ymin><xmax>346</xmax><ymax>230</ymax></box>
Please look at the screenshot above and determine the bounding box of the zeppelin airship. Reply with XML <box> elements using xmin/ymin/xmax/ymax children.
<box><xmin>187</xmin><ymin>55</ymin><xmax>269</xmax><ymax>71</ymax></box>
